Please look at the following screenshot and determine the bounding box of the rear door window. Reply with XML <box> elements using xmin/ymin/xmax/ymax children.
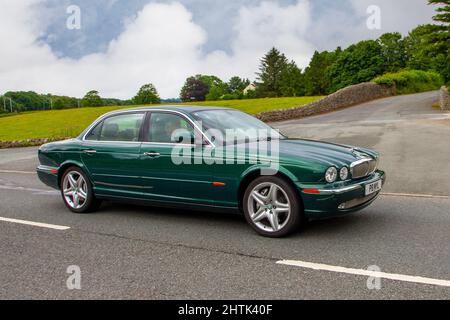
<box><xmin>97</xmin><ymin>113</ymin><xmax>145</xmax><ymax>142</ymax></box>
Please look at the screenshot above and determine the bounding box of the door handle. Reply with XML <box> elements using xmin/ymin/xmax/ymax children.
<box><xmin>143</xmin><ymin>152</ymin><xmax>161</xmax><ymax>158</ymax></box>
<box><xmin>83</xmin><ymin>149</ymin><xmax>97</xmax><ymax>154</ymax></box>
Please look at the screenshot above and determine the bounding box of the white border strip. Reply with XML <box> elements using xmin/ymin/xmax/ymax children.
<box><xmin>0</xmin><ymin>217</ymin><xmax>70</xmax><ymax>230</ymax></box>
<box><xmin>277</xmin><ymin>260</ymin><xmax>450</xmax><ymax>288</ymax></box>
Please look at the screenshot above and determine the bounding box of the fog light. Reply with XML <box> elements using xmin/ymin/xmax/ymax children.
<box><xmin>338</xmin><ymin>203</ymin><xmax>346</xmax><ymax>210</ymax></box>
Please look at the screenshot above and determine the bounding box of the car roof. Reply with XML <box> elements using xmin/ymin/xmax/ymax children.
<box><xmin>105</xmin><ymin>105</ymin><xmax>234</xmax><ymax>116</ymax></box>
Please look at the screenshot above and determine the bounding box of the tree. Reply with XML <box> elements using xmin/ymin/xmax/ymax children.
<box><xmin>133</xmin><ymin>83</ymin><xmax>160</xmax><ymax>105</ymax></box>
<box><xmin>378</xmin><ymin>32</ymin><xmax>407</xmax><ymax>72</ymax></box>
<box><xmin>327</xmin><ymin>40</ymin><xmax>386</xmax><ymax>92</ymax></box>
<box><xmin>256</xmin><ymin>47</ymin><xmax>289</xmax><ymax>97</ymax></box>
<box><xmin>180</xmin><ymin>77</ymin><xmax>209</xmax><ymax>102</ymax></box>
<box><xmin>228</xmin><ymin>76</ymin><xmax>250</xmax><ymax>94</ymax></box>
<box><xmin>81</xmin><ymin>90</ymin><xmax>103</xmax><ymax>107</ymax></box>
<box><xmin>206</xmin><ymin>85</ymin><xmax>225</xmax><ymax>101</ymax></box>
<box><xmin>195</xmin><ymin>75</ymin><xmax>223</xmax><ymax>90</ymax></box>
<box><xmin>429</xmin><ymin>0</ymin><xmax>450</xmax><ymax>26</ymax></box>
<box><xmin>303</xmin><ymin>49</ymin><xmax>341</xmax><ymax>95</ymax></box>
<box><xmin>427</xmin><ymin>0</ymin><xmax>450</xmax><ymax>82</ymax></box>
<box><xmin>279</xmin><ymin>61</ymin><xmax>305</xmax><ymax>97</ymax></box>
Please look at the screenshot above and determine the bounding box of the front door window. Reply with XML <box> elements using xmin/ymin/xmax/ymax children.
<box><xmin>148</xmin><ymin>113</ymin><xmax>195</xmax><ymax>144</ymax></box>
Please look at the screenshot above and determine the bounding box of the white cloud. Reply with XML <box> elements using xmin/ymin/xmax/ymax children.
<box><xmin>0</xmin><ymin>0</ymin><xmax>315</xmax><ymax>99</ymax></box>
<box><xmin>0</xmin><ymin>0</ymin><xmax>435</xmax><ymax>99</ymax></box>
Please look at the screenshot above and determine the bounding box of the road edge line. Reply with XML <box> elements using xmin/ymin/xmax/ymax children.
<box><xmin>277</xmin><ymin>260</ymin><xmax>450</xmax><ymax>288</ymax></box>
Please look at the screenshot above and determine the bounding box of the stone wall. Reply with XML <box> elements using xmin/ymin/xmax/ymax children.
<box><xmin>440</xmin><ymin>86</ymin><xmax>449</xmax><ymax>111</ymax></box>
<box><xmin>0</xmin><ymin>137</ymin><xmax>69</xmax><ymax>149</ymax></box>
<box><xmin>256</xmin><ymin>82</ymin><xmax>396</xmax><ymax>122</ymax></box>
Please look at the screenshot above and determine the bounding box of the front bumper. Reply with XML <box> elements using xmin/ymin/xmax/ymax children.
<box><xmin>298</xmin><ymin>170</ymin><xmax>386</xmax><ymax>219</ymax></box>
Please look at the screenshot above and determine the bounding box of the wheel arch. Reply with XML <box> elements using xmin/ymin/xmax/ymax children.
<box><xmin>57</xmin><ymin>161</ymin><xmax>90</xmax><ymax>188</ymax></box>
<box><xmin>237</xmin><ymin>166</ymin><xmax>303</xmax><ymax>212</ymax></box>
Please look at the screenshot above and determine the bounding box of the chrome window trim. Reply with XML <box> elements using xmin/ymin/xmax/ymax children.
<box><xmin>81</xmin><ymin>109</ymin><xmax>215</xmax><ymax>147</ymax></box>
<box><xmin>141</xmin><ymin>141</ymin><xmax>212</xmax><ymax>148</ymax></box>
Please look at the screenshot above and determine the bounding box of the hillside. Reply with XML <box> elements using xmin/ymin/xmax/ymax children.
<box><xmin>0</xmin><ymin>96</ymin><xmax>322</xmax><ymax>142</ymax></box>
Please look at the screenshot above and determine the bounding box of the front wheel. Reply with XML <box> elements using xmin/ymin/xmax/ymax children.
<box><xmin>243</xmin><ymin>176</ymin><xmax>303</xmax><ymax>238</ymax></box>
<box><xmin>60</xmin><ymin>166</ymin><xmax>101</xmax><ymax>213</ymax></box>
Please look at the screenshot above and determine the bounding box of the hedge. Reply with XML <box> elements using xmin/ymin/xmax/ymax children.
<box><xmin>373</xmin><ymin>70</ymin><xmax>444</xmax><ymax>95</ymax></box>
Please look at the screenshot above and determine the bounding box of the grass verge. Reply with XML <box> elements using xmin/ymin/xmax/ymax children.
<box><xmin>0</xmin><ymin>96</ymin><xmax>323</xmax><ymax>143</ymax></box>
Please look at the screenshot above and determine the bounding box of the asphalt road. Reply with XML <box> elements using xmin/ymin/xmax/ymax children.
<box><xmin>0</xmin><ymin>91</ymin><xmax>450</xmax><ymax>299</ymax></box>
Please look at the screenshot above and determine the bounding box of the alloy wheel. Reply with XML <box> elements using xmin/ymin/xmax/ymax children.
<box><xmin>62</xmin><ymin>171</ymin><xmax>88</xmax><ymax>209</ymax></box>
<box><xmin>247</xmin><ymin>182</ymin><xmax>291</xmax><ymax>233</ymax></box>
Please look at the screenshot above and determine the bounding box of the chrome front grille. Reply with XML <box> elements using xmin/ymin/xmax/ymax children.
<box><xmin>350</xmin><ymin>158</ymin><xmax>377</xmax><ymax>179</ymax></box>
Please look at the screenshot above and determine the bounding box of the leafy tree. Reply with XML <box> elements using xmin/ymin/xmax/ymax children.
<box><xmin>377</xmin><ymin>32</ymin><xmax>407</xmax><ymax>72</ymax></box>
<box><xmin>405</xmin><ymin>24</ymin><xmax>436</xmax><ymax>71</ymax></box>
<box><xmin>256</xmin><ymin>47</ymin><xmax>289</xmax><ymax>97</ymax></box>
<box><xmin>180</xmin><ymin>77</ymin><xmax>209</xmax><ymax>102</ymax></box>
<box><xmin>303</xmin><ymin>49</ymin><xmax>341</xmax><ymax>95</ymax></box>
<box><xmin>4</xmin><ymin>91</ymin><xmax>47</xmax><ymax>111</ymax></box>
<box><xmin>81</xmin><ymin>90</ymin><xmax>103</xmax><ymax>107</ymax></box>
<box><xmin>206</xmin><ymin>85</ymin><xmax>225</xmax><ymax>101</ymax></box>
<box><xmin>228</xmin><ymin>76</ymin><xmax>250</xmax><ymax>94</ymax></box>
<box><xmin>279</xmin><ymin>61</ymin><xmax>305</xmax><ymax>97</ymax></box>
<box><xmin>195</xmin><ymin>75</ymin><xmax>223</xmax><ymax>90</ymax></box>
<box><xmin>133</xmin><ymin>83</ymin><xmax>160</xmax><ymax>105</ymax></box>
<box><xmin>52</xmin><ymin>97</ymin><xmax>66</xmax><ymax>110</ymax></box>
<box><xmin>327</xmin><ymin>40</ymin><xmax>386</xmax><ymax>92</ymax></box>
<box><xmin>427</xmin><ymin>0</ymin><xmax>450</xmax><ymax>82</ymax></box>
<box><xmin>406</xmin><ymin>23</ymin><xmax>450</xmax><ymax>82</ymax></box>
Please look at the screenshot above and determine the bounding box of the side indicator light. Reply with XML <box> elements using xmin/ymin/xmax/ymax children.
<box><xmin>303</xmin><ymin>189</ymin><xmax>321</xmax><ymax>194</ymax></box>
<box><xmin>50</xmin><ymin>169</ymin><xmax>58</xmax><ymax>174</ymax></box>
<box><xmin>212</xmin><ymin>182</ymin><xmax>226</xmax><ymax>187</ymax></box>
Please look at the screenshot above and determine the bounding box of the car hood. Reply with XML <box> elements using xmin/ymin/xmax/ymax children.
<box><xmin>276</xmin><ymin>139</ymin><xmax>378</xmax><ymax>168</ymax></box>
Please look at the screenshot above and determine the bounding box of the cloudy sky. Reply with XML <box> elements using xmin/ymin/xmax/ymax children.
<box><xmin>0</xmin><ymin>0</ymin><xmax>436</xmax><ymax>99</ymax></box>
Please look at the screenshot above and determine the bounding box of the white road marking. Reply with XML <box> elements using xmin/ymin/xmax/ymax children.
<box><xmin>0</xmin><ymin>185</ymin><xmax>58</xmax><ymax>195</ymax></box>
<box><xmin>0</xmin><ymin>217</ymin><xmax>70</xmax><ymax>230</ymax></box>
<box><xmin>277</xmin><ymin>260</ymin><xmax>450</xmax><ymax>288</ymax></box>
<box><xmin>382</xmin><ymin>192</ymin><xmax>450</xmax><ymax>200</ymax></box>
<box><xmin>0</xmin><ymin>170</ymin><xmax>35</xmax><ymax>174</ymax></box>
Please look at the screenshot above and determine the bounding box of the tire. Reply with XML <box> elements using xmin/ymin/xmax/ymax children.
<box><xmin>60</xmin><ymin>166</ymin><xmax>101</xmax><ymax>214</ymax></box>
<box><xmin>243</xmin><ymin>176</ymin><xmax>303</xmax><ymax>238</ymax></box>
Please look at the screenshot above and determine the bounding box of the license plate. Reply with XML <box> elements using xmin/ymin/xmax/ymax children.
<box><xmin>365</xmin><ymin>180</ymin><xmax>382</xmax><ymax>196</ymax></box>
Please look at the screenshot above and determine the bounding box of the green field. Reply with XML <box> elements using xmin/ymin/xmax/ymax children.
<box><xmin>0</xmin><ymin>96</ymin><xmax>323</xmax><ymax>142</ymax></box>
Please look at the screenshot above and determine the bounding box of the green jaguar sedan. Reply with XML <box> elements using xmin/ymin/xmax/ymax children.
<box><xmin>37</xmin><ymin>106</ymin><xmax>386</xmax><ymax>237</ymax></box>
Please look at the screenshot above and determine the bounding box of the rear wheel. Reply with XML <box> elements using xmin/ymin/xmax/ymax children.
<box><xmin>243</xmin><ymin>176</ymin><xmax>303</xmax><ymax>238</ymax></box>
<box><xmin>60</xmin><ymin>167</ymin><xmax>101</xmax><ymax>213</ymax></box>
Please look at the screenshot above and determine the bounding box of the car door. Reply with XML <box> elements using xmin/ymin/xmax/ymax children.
<box><xmin>139</xmin><ymin>111</ymin><xmax>215</xmax><ymax>205</ymax></box>
<box><xmin>81</xmin><ymin>112</ymin><xmax>145</xmax><ymax>198</ymax></box>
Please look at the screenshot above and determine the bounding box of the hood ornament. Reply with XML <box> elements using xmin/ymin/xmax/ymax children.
<box><xmin>350</xmin><ymin>148</ymin><xmax>369</xmax><ymax>160</ymax></box>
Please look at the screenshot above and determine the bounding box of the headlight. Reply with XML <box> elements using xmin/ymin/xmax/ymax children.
<box><xmin>340</xmin><ymin>167</ymin><xmax>349</xmax><ymax>181</ymax></box>
<box><xmin>325</xmin><ymin>167</ymin><xmax>338</xmax><ymax>183</ymax></box>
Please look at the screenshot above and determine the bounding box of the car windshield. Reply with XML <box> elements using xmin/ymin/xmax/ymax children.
<box><xmin>191</xmin><ymin>109</ymin><xmax>285</xmax><ymax>145</ymax></box>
